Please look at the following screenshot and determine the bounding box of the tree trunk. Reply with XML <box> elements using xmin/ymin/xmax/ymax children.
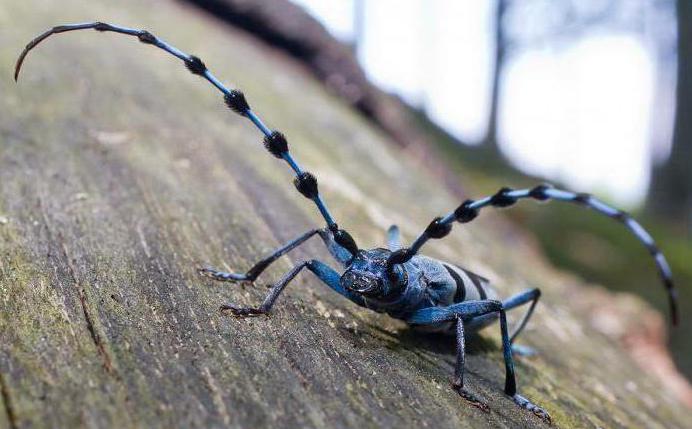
<box><xmin>484</xmin><ymin>0</ymin><xmax>507</xmax><ymax>149</ymax></box>
<box><xmin>0</xmin><ymin>1</ymin><xmax>689</xmax><ymax>428</ymax></box>
<box><xmin>648</xmin><ymin>0</ymin><xmax>692</xmax><ymax>234</ymax></box>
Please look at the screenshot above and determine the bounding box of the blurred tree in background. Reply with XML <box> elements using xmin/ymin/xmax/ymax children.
<box><xmin>484</xmin><ymin>0</ymin><xmax>506</xmax><ymax>150</ymax></box>
<box><xmin>649</xmin><ymin>0</ymin><xmax>692</xmax><ymax>235</ymax></box>
<box><xmin>484</xmin><ymin>0</ymin><xmax>691</xmax><ymax>377</ymax></box>
<box><xmin>489</xmin><ymin>0</ymin><xmax>691</xmax><ymax>236</ymax></box>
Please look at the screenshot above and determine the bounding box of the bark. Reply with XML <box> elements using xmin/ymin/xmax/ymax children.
<box><xmin>648</xmin><ymin>0</ymin><xmax>692</xmax><ymax>234</ymax></box>
<box><xmin>0</xmin><ymin>1</ymin><xmax>690</xmax><ymax>428</ymax></box>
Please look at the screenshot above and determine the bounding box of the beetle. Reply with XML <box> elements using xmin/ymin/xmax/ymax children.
<box><xmin>15</xmin><ymin>22</ymin><xmax>679</xmax><ymax>423</ymax></box>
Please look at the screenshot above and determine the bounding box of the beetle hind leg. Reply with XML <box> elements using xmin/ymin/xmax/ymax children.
<box><xmin>513</xmin><ymin>393</ymin><xmax>551</xmax><ymax>421</ymax></box>
<box><xmin>503</xmin><ymin>288</ymin><xmax>542</xmax><ymax>356</ymax></box>
<box><xmin>407</xmin><ymin>300</ymin><xmax>551</xmax><ymax>423</ymax></box>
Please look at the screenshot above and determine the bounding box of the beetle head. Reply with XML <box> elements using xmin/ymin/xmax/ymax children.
<box><xmin>341</xmin><ymin>248</ymin><xmax>405</xmax><ymax>298</ymax></box>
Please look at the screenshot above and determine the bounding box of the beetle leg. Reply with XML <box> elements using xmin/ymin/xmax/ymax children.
<box><xmin>503</xmin><ymin>288</ymin><xmax>541</xmax><ymax>356</ymax></box>
<box><xmin>387</xmin><ymin>225</ymin><xmax>401</xmax><ymax>251</ymax></box>
<box><xmin>407</xmin><ymin>300</ymin><xmax>551</xmax><ymax>423</ymax></box>
<box><xmin>199</xmin><ymin>229</ymin><xmax>321</xmax><ymax>283</ymax></box>
<box><xmin>452</xmin><ymin>315</ymin><xmax>489</xmax><ymax>412</ymax></box>
<box><xmin>220</xmin><ymin>260</ymin><xmax>365</xmax><ymax>316</ymax></box>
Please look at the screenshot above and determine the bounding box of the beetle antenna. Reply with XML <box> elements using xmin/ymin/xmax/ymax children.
<box><xmin>15</xmin><ymin>22</ymin><xmax>359</xmax><ymax>255</ymax></box>
<box><xmin>387</xmin><ymin>185</ymin><xmax>679</xmax><ymax>326</ymax></box>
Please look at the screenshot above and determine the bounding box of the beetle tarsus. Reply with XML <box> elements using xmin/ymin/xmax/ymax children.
<box><xmin>513</xmin><ymin>394</ymin><xmax>551</xmax><ymax>424</ymax></box>
<box><xmin>454</xmin><ymin>386</ymin><xmax>490</xmax><ymax>413</ymax></box>
<box><xmin>220</xmin><ymin>304</ymin><xmax>266</xmax><ymax>317</ymax></box>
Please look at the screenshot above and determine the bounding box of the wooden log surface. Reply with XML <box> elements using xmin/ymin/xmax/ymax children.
<box><xmin>1</xmin><ymin>1</ymin><xmax>690</xmax><ymax>427</ymax></box>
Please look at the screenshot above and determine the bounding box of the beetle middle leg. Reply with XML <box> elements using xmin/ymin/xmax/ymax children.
<box><xmin>407</xmin><ymin>300</ymin><xmax>551</xmax><ymax>422</ymax></box>
<box><xmin>452</xmin><ymin>315</ymin><xmax>490</xmax><ymax>412</ymax></box>
<box><xmin>220</xmin><ymin>259</ymin><xmax>365</xmax><ymax>316</ymax></box>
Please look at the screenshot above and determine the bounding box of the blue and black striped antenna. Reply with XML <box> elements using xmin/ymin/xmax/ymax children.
<box><xmin>387</xmin><ymin>185</ymin><xmax>679</xmax><ymax>326</ymax></box>
<box><xmin>15</xmin><ymin>22</ymin><xmax>359</xmax><ymax>256</ymax></box>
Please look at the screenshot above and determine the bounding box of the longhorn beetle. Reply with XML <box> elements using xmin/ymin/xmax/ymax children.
<box><xmin>15</xmin><ymin>23</ymin><xmax>679</xmax><ymax>423</ymax></box>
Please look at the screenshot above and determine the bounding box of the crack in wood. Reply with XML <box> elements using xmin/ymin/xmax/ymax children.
<box><xmin>279</xmin><ymin>339</ymin><xmax>311</xmax><ymax>389</ymax></box>
<box><xmin>201</xmin><ymin>366</ymin><xmax>231</xmax><ymax>426</ymax></box>
<box><xmin>0</xmin><ymin>371</ymin><xmax>18</xmax><ymax>429</ymax></box>
<box><xmin>37</xmin><ymin>196</ymin><xmax>117</xmax><ymax>377</ymax></box>
<box><xmin>59</xmin><ymin>238</ymin><xmax>117</xmax><ymax>376</ymax></box>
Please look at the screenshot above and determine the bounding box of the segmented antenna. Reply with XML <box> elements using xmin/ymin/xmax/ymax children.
<box><xmin>15</xmin><ymin>22</ymin><xmax>359</xmax><ymax>255</ymax></box>
<box><xmin>388</xmin><ymin>185</ymin><xmax>679</xmax><ymax>326</ymax></box>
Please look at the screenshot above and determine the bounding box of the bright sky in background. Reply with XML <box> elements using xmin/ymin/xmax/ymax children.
<box><xmin>291</xmin><ymin>0</ymin><xmax>664</xmax><ymax>206</ymax></box>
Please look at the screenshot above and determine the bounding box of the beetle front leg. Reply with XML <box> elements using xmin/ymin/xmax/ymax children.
<box><xmin>199</xmin><ymin>229</ymin><xmax>321</xmax><ymax>283</ymax></box>
<box><xmin>221</xmin><ymin>259</ymin><xmax>365</xmax><ymax>317</ymax></box>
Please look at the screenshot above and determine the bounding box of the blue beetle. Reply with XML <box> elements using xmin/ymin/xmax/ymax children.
<box><xmin>16</xmin><ymin>22</ymin><xmax>679</xmax><ymax>424</ymax></box>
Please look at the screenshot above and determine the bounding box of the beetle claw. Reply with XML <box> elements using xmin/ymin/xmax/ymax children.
<box><xmin>220</xmin><ymin>304</ymin><xmax>266</xmax><ymax>317</ymax></box>
<box><xmin>454</xmin><ymin>386</ymin><xmax>490</xmax><ymax>413</ymax></box>
<box><xmin>513</xmin><ymin>394</ymin><xmax>551</xmax><ymax>424</ymax></box>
